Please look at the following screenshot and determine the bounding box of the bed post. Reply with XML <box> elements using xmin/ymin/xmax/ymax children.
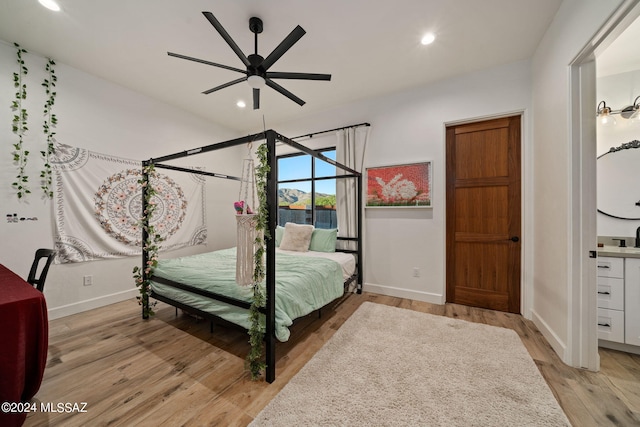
<box><xmin>141</xmin><ymin>159</ymin><xmax>150</xmax><ymax>319</ymax></box>
<box><xmin>265</xmin><ymin>130</ymin><xmax>277</xmax><ymax>383</ymax></box>
<box><xmin>356</xmin><ymin>173</ymin><xmax>363</xmax><ymax>294</ymax></box>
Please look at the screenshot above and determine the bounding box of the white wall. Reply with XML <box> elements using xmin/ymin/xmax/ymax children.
<box><xmin>274</xmin><ymin>59</ymin><xmax>532</xmax><ymax>306</ymax></box>
<box><xmin>531</xmin><ymin>0</ymin><xmax>624</xmax><ymax>362</ymax></box>
<box><xmin>597</xmin><ymin>70</ymin><xmax>640</xmax><ymax>237</ymax></box>
<box><xmin>0</xmin><ymin>40</ymin><xmax>242</xmax><ymax>319</ymax></box>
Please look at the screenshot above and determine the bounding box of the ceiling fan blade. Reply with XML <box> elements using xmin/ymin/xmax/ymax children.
<box><xmin>265</xmin><ymin>78</ymin><xmax>305</xmax><ymax>106</ymax></box>
<box><xmin>261</xmin><ymin>25</ymin><xmax>306</xmax><ymax>71</ymax></box>
<box><xmin>202</xmin><ymin>77</ymin><xmax>247</xmax><ymax>94</ymax></box>
<box><xmin>266</xmin><ymin>72</ymin><xmax>331</xmax><ymax>81</ymax></box>
<box><xmin>253</xmin><ymin>88</ymin><xmax>260</xmax><ymax>110</ymax></box>
<box><xmin>202</xmin><ymin>11</ymin><xmax>251</xmax><ymax>67</ymax></box>
<box><xmin>168</xmin><ymin>52</ymin><xmax>247</xmax><ymax>74</ymax></box>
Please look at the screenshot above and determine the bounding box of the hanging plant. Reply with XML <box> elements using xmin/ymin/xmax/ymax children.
<box><xmin>41</xmin><ymin>59</ymin><xmax>57</xmax><ymax>199</ymax></box>
<box><xmin>10</xmin><ymin>43</ymin><xmax>30</xmax><ymax>199</ymax></box>
<box><xmin>132</xmin><ymin>164</ymin><xmax>162</xmax><ymax>318</ymax></box>
<box><xmin>247</xmin><ymin>142</ymin><xmax>271</xmax><ymax>380</ymax></box>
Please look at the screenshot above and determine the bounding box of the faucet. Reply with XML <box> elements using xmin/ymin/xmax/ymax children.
<box><xmin>613</xmin><ymin>238</ymin><xmax>627</xmax><ymax>248</ymax></box>
<box><xmin>636</xmin><ymin>226</ymin><xmax>640</xmax><ymax>248</ymax></box>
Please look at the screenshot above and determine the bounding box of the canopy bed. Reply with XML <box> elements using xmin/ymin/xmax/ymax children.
<box><xmin>139</xmin><ymin>129</ymin><xmax>363</xmax><ymax>383</ymax></box>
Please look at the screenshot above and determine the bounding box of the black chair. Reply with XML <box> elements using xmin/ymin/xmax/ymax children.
<box><xmin>27</xmin><ymin>249</ymin><xmax>56</xmax><ymax>292</ymax></box>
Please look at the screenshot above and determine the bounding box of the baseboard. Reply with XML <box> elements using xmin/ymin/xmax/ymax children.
<box><xmin>363</xmin><ymin>282</ymin><xmax>444</xmax><ymax>305</ymax></box>
<box><xmin>598</xmin><ymin>339</ymin><xmax>640</xmax><ymax>355</ymax></box>
<box><xmin>48</xmin><ymin>289</ymin><xmax>138</xmax><ymax>320</ymax></box>
<box><xmin>531</xmin><ymin>308</ymin><xmax>567</xmax><ymax>362</ymax></box>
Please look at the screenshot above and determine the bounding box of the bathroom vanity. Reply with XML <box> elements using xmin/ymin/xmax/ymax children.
<box><xmin>597</xmin><ymin>246</ymin><xmax>640</xmax><ymax>354</ymax></box>
<box><xmin>596</xmin><ymin>140</ymin><xmax>640</xmax><ymax>354</ymax></box>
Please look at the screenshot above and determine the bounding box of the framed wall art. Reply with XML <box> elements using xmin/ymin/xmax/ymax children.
<box><xmin>366</xmin><ymin>161</ymin><xmax>432</xmax><ymax>208</ymax></box>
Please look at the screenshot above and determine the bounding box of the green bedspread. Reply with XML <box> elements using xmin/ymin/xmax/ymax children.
<box><xmin>151</xmin><ymin>248</ymin><xmax>344</xmax><ymax>342</ymax></box>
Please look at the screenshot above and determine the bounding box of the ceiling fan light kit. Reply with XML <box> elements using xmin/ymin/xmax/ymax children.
<box><xmin>247</xmin><ymin>75</ymin><xmax>266</xmax><ymax>89</ymax></box>
<box><xmin>168</xmin><ymin>12</ymin><xmax>331</xmax><ymax>110</ymax></box>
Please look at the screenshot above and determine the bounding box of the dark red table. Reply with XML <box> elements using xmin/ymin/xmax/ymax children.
<box><xmin>0</xmin><ymin>264</ymin><xmax>48</xmax><ymax>427</ymax></box>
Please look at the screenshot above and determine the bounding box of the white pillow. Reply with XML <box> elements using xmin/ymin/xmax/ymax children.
<box><xmin>279</xmin><ymin>223</ymin><xmax>314</xmax><ymax>252</ymax></box>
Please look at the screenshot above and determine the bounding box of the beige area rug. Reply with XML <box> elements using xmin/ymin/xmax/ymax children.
<box><xmin>250</xmin><ymin>302</ymin><xmax>570</xmax><ymax>427</ymax></box>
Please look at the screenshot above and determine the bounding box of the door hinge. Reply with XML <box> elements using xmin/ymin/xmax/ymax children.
<box><xmin>589</xmin><ymin>250</ymin><xmax>597</xmax><ymax>259</ymax></box>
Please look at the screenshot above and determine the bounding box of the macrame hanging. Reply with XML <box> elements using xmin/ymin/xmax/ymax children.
<box><xmin>235</xmin><ymin>155</ymin><xmax>258</xmax><ymax>287</ymax></box>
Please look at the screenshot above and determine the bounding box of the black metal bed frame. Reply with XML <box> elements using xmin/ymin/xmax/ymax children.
<box><xmin>140</xmin><ymin>129</ymin><xmax>363</xmax><ymax>383</ymax></box>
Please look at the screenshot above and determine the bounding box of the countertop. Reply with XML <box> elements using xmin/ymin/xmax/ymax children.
<box><xmin>598</xmin><ymin>245</ymin><xmax>640</xmax><ymax>258</ymax></box>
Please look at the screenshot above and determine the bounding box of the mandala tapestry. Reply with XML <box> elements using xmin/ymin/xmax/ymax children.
<box><xmin>51</xmin><ymin>143</ymin><xmax>207</xmax><ymax>263</ymax></box>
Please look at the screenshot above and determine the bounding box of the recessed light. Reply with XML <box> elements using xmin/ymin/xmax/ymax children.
<box><xmin>38</xmin><ymin>0</ymin><xmax>61</xmax><ymax>11</ymax></box>
<box><xmin>421</xmin><ymin>33</ymin><xmax>435</xmax><ymax>45</ymax></box>
<box><xmin>236</xmin><ymin>100</ymin><xmax>246</xmax><ymax>109</ymax></box>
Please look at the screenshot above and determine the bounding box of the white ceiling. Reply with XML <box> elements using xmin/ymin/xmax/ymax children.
<box><xmin>0</xmin><ymin>0</ymin><xmax>564</xmax><ymax>133</ymax></box>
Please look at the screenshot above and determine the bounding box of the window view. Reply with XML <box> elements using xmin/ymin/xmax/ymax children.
<box><xmin>278</xmin><ymin>149</ymin><xmax>337</xmax><ymax>229</ymax></box>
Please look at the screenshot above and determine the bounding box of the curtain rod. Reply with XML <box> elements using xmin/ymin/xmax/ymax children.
<box><xmin>291</xmin><ymin>122</ymin><xmax>370</xmax><ymax>140</ymax></box>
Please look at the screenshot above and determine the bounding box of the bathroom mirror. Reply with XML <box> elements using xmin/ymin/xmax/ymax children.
<box><xmin>597</xmin><ymin>140</ymin><xmax>640</xmax><ymax>220</ymax></box>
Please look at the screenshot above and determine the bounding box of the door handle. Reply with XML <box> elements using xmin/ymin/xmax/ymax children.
<box><xmin>510</xmin><ymin>236</ymin><xmax>519</xmax><ymax>242</ymax></box>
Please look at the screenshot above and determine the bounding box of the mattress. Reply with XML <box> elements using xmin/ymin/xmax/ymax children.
<box><xmin>275</xmin><ymin>248</ymin><xmax>356</xmax><ymax>280</ymax></box>
<box><xmin>151</xmin><ymin>248</ymin><xmax>354</xmax><ymax>341</ymax></box>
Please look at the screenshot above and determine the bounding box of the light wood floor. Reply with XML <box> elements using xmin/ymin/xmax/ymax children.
<box><xmin>25</xmin><ymin>293</ymin><xmax>640</xmax><ymax>426</ymax></box>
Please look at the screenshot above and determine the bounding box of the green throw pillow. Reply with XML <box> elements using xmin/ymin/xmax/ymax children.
<box><xmin>309</xmin><ymin>228</ymin><xmax>337</xmax><ymax>253</ymax></box>
<box><xmin>275</xmin><ymin>225</ymin><xmax>285</xmax><ymax>247</ymax></box>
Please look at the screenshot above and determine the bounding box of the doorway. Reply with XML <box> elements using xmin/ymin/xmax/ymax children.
<box><xmin>570</xmin><ymin>0</ymin><xmax>640</xmax><ymax>370</ymax></box>
<box><xmin>445</xmin><ymin>116</ymin><xmax>522</xmax><ymax>313</ymax></box>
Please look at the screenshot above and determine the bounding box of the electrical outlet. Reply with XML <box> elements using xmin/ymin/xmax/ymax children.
<box><xmin>83</xmin><ymin>275</ymin><xmax>93</xmax><ymax>286</ymax></box>
<box><xmin>413</xmin><ymin>268</ymin><xmax>420</xmax><ymax>277</ymax></box>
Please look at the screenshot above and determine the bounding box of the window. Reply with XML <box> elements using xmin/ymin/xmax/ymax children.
<box><xmin>277</xmin><ymin>149</ymin><xmax>337</xmax><ymax>229</ymax></box>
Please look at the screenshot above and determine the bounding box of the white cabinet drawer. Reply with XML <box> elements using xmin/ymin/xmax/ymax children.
<box><xmin>597</xmin><ymin>308</ymin><xmax>625</xmax><ymax>343</ymax></box>
<box><xmin>597</xmin><ymin>277</ymin><xmax>624</xmax><ymax>311</ymax></box>
<box><xmin>597</xmin><ymin>257</ymin><xmax>624</xmax><ymax>278</ymax></box>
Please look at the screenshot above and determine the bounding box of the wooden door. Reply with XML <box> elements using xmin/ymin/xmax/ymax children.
<box><xmin>446</xmin><ymin>116</ymin><xmax>521</xmax><ymax>313</ymax></box>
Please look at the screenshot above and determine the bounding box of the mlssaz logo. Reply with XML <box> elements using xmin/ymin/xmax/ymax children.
<box><xmin>40</xmin><ymin>402</ymin><xmax>88</xmax><ymax>413</ymax></box>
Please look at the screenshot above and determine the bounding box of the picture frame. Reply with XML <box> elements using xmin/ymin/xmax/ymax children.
<box><xmin>365</xmin><ymin>161</ymin><xmax>432</xmax><ymax>208</ymax></box>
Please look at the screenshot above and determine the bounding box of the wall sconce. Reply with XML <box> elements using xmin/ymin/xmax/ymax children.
<box><xmin>597</xmin><ymin>96</ymin><xmax>640</xmax><ymax>126</ymax></box>
<box><xmin>625</xmin><ymin>96</ymin><xmax>640</xmax><ymax>125</ymax></box>
<box><xmin>597</xmin><ymin>101</ymin><xmax>617</xmax><ymax>126</ymax></box>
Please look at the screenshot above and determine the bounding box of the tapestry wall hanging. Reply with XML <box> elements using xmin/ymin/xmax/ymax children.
<box><xmin>51</xmin><ymin>143</ymin><xmax>206</xmax><ymax>263</ymax></box>
<box><xmin>366</xmin><ymin>161</ymin><xmax>432</xmax><ymax>208</ymax></box>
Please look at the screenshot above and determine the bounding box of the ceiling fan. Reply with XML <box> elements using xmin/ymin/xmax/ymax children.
<box><xmin>168</xmin><ymin>12</ymin><xmax>331</xmax><ymax>110</ymax></box>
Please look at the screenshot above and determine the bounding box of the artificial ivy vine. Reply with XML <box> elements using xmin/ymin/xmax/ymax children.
<box><xmin>10</xmin><ymin>43</ymin><xmax>30</xmax><ymax>199</ymax></box>
<box><xmin>132</xmin><ymin>164</ymin><xmax>162</xmax><ymax>318</ymax></box>
<box><xmin>247</xmin><ymin>142</ymin><xmax>270</xmax><ymax>380</ymax></box>
<box><xmin>41</xmin><ymin>59</ymin><xmax>57</xmax><ymax>198</ymax></box>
